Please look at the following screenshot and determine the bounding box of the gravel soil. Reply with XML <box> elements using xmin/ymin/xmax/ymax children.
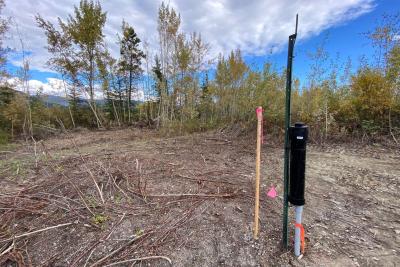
<box><xmin>0</xmin><ymin>128</ymin><xmax>399</xmax><ymax>266</ymax></box>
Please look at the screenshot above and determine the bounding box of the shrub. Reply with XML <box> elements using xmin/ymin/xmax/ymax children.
<box><xmin>0</xmin><ymin>129</ymin><xmax>9</xmax><ymax>145</ymax></box>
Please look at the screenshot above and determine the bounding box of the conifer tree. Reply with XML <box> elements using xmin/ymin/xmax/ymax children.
<box><xmin>119</xmin><ymin>21</ymin><xmax>145</xmax><ymax>122</ymax></box>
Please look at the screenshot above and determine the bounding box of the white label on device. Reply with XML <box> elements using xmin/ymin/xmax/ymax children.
<box><xmin>296</xmin><ymin>136</ymin><xmax>303</xmax><ymax>140</ymax></box>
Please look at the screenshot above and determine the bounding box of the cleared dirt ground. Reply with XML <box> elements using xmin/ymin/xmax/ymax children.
<box><xmin>0</xmin><ymin>128</ymin><xmax>399</xmax><ymax>266</ymax></box>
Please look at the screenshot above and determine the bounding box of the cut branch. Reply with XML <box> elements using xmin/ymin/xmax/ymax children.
<box><xmin>104</xmin><ymin>256</ymin><xmax>172</xmax><ymax>267</ymax></box>
<box><xmin>0</xmin><ymin>222</ymin><xmax>74</xmax><ymax>243</ymax></box>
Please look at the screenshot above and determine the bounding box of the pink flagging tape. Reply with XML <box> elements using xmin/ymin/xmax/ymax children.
<box><xmin>256</xmin><ymin>106</ymin><xmax>263</xmax><ymax>119</ymax></box>
<box><xmin>267</xmin><ymin>186</ymin><xmax>277</xmax><ymax>198</ymax></box>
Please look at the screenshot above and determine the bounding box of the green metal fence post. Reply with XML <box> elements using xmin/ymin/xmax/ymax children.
<box><xmin>282</xmin><ymin>14</ymin><xmax>298</xmax><ymax>249</ymax></box>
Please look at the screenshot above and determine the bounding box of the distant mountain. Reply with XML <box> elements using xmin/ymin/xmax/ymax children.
<box><xmin>0</xmin><ymin>87</ymin><xmax>69</xmax><ymax>107</ymax></box>
<box><xmin>44</xmin><ymin>95</ymin><xmax>69</xmax><ymax>106</ymax></box>
<box><xmin>0</xmin><ymin>88</ymin><xmax>142</xmax><ymax>107</ymax></box>
<box><xmin>42</xmin><ymin>95</ymin><xmax>107</xmax><ymax>107</ymax></box>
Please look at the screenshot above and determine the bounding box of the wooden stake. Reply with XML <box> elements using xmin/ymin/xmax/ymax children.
<box><xmin>254</xmin><ymin>106</ymin><xmax>262</xmax><ymax>239</ymax></box>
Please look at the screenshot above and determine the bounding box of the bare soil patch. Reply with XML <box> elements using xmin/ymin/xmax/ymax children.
<box><xmin>0</xmin><ymin>129</ymin><xmax>399</xmax><ymax>266</ymax></box>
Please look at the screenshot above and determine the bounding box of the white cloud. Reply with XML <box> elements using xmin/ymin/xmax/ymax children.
<box><xmin>7</xmin><ymin>77</ymin><xmax>70</xmax><ymax>96</ymax></box>
<box><xmin>4</xmin><ymin>0</ymin><xmax>375</xmax><ymax>72</ymax></box>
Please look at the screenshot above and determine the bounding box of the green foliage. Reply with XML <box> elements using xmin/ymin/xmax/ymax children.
<box><xmin>0</xmin><ymin>2</ymin><xmax>398</xmax><ymax>143</ymax></box>
<box><xmin>1</xmin><ymin>94</ymin><xmax>28</xmax><ymax>136</ymax></box>
<box><xmin>114</xmin><ymin>21</ymin><xmax>145</xmax><ymax>123</ymax></box>
<box><xmin>351</xmin><ymin>67</ymin><xmax>393</xmax><ymax>128</ymax></box>
<box><xmin>152</xmin><ymin>55</ymin><xmax>165</xmax><ymax>99</ymax></box>
<box><xmin>114</xmin><ymin>194</ymin><xmax>122</xmax><ymax>204</ymax></box>
<box><xmin>92</xmin><ymin>214</ymin><xmax>108</xmax><ymax>225</ymax></box>
<box><xmin>135</xmin><ymin>228</ymin><xmax>144</xmax><ymax>237</ymax></box>
<box><xmin>37</xmin><ymin>0</ymin><xmax>108</xmax><ymax>128</ymax></box>
<box><xmin>67</xmin><ymin>0</ymin><xmax>106</xmax><ymax>49</ymax></box>
<box><xmin>119</xmin><ymin>21</ymin><xmax>144</xmax><ymax>78</ymax></box>
<box><xmin>0</xmin><ymin>128</ymin><xmax>8</xmax><ymax>144</ymax></box>
<box><xmin>0</xmin><ymin>86</ymin><xmax>16</xmax><ymax>133</ymax></box>
<box><xmin>387</xmin><ymin>44</ymin><xmax>400</xmax><ymax>84</ymax></box>
<box><xmin>361</xmin><ymin>120</ymin><xmax>381</xmax><ymax>136</ymax></box>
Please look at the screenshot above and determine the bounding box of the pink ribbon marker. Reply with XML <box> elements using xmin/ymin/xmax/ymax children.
<box><xmin>267</xmin><ymin>186</ymin><xmax>277</xmax><ymax>198</ymax></box>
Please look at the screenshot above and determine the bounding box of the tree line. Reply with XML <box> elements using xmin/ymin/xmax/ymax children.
<box><xmin>0</xmin><ymin>0</ymin><xmax>399</xmax><ymax>144</ymax></box>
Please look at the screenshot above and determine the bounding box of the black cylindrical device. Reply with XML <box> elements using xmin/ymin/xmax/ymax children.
<box><xmin>288</xmin><ymin>122</ymin><xmax>308</xmax><ymax>206</ymax></box>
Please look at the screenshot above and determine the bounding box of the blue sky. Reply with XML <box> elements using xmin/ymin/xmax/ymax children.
<box><xmin>246</xmin><ymin>0</ymin><xmax>398</xmax><ymax>86</ymax></box>
<box><xmin>4</xmin><ymin>0</ymin><xmax>399</xmax><ymax>97</ymax></box>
